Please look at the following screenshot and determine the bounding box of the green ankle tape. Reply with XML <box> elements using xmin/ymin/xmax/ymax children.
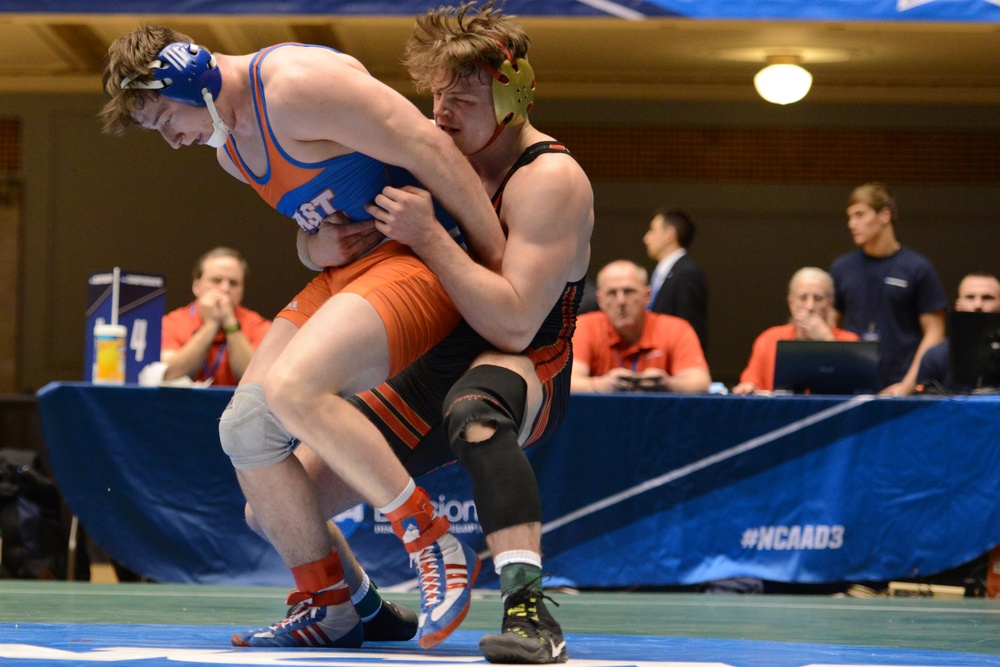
<box><xmin>354</xmin><ymin>582</ymin><xmax>382</xmax><ymax>621</ymax></box>
<box><xmin>500</xmin><ymin>563</ymin><xmax>543</xmax><ymax>597</ymax></box>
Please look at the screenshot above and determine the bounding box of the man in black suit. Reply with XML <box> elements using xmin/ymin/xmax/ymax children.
<box><xmin>643</xmin><ymin>208</ymin><xmax>709</xmax><ymax>351</ymax></box>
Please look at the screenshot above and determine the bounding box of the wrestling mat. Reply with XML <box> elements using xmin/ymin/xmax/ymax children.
<box><xmin>1</xmin><ymin>582</ymin><xmax>998</xmax><ymax>667</ymax></box>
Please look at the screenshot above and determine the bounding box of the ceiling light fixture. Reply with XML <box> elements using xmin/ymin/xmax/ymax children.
<box><xmin>753</xmin><ymin>55</ymin><xmax>813</xmax><ymax>105</ymax></box>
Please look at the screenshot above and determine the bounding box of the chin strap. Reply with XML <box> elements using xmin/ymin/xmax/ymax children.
<box><xmin>203</xmin><ymin>89</ymin><xmax>230</xmax><ymax>147</ymax></box>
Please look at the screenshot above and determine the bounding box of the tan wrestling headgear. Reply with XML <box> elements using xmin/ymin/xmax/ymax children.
<box><xmin>474</xmin><ymin>41</ymin><xmax>535</xmax><ymax>152</ymax></box>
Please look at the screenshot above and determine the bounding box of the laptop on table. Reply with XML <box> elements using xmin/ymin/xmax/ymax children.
<box><xmin>773</xmin><ymin>340</ymin><xmax>880</xmax><ymax>395</ymax></box>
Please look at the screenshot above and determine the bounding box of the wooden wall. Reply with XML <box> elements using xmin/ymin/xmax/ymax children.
<box><xmin>2</xmin><ymin>93</ymin><xmax>997</xmax><ymax>390</ymax></box>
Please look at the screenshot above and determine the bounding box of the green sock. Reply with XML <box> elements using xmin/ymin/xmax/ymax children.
<box><xmin>499</xmin><ymin>562</ymin><xmax>543</xmax><ymax>598</ymax></box>
<box><xmin>353</xmin><ymin>578</ymin><xmax>382</xmax><ymax>622</ymax></box>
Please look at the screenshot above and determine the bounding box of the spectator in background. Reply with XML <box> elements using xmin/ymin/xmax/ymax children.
<box><xmin>830</xmin><ymin>182</ymin><xmax>947</xmax><ymax>396</ymax></box>
<box><xmin>571</xmin><ymin>260</ymin><xmax>710</xmax><ymax>393</ymax></box>
<box><xmin>917</xmin><ymin>272</ymin><xmax>1000</xmax><ymax>393</ymax></box>
<box><xmin>643</xmin><ymin>207</ymin><xmax>708</xmax><ymax>351</ymax></box>
<box><xmin>161</xmin><ymin>247</ymin><xmax>270</xmax><ymax>386</ymax></box>
<box><xmin>732</xmin><ymin>267</ymin><xmax>859</xmax><ymax>395</ymax></box>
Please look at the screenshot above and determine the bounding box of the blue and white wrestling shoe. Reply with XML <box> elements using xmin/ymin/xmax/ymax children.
<box><xmin>409</xmin><ymin>528</ymin><xmax>481</xmax><ymax>648</ymax></box>
<box><xmin>232</xmin><ymin>588</ymin><xmax>363</xmax><ymax>648</ymax></box>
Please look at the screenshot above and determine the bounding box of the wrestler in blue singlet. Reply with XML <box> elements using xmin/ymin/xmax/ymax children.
<box><xmin>223</xmin><ymin>43</ymin><xmax>464</xmax><ymax>247</ymax></box>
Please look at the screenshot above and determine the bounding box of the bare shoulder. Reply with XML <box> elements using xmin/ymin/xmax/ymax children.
<box><xmin>257</xmin><ymin>45</ymin><xmax>367</xmax><ymax>105</ymax></box>
<box><xmin>255</xmin><ymin>45</ymin><xmax>375</xmax><ymax>148</ymax></box>
<box><xmin>501</xmin><ymin>143</ymin><xmax>594</xmax><ymax>271</ymax></box>
<box><xmin>498</xmin><ymin>139</ymin><xmax>593</xmax><ymax>298</ymax></box>
<box><xmin>511</xmin><ymin>148</ymin><xmax>592</xmax><ymax>198</ymax></box>
<box><xmin>530</xmin><ymin>144</ymin><xmax>588</xmax><ymax>178</ymax></box>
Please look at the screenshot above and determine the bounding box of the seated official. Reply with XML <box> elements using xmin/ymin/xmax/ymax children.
<box><xmin>571</xmin><ymin>259</ymin><xmax>711</xmax><ymax>393</ymax></box>
<box><xmin>917</xmin><ymin>272</ymin><xmax>1000</xmax><ymax>393</ymax></box>
<box><xmin>733</xmin><ymin>267</ymin><xmax>859</xmax><ymax>396</ymax></box>
<box><xmin>161</xmin><ymin>247</ymin><xmax>271</xmax><ymax>386</ymax></box>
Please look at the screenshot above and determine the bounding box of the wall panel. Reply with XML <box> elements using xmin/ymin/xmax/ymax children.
<box><xmin>4</xmin><ymin>94</ymin><xmax>998</xmax><ymax>389</ymax></box>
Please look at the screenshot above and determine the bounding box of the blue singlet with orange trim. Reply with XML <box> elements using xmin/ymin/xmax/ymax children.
<box><xmin>223</xmin><ymin>43</ymin><xmax>464</xmax><ymax>247</ymax></box>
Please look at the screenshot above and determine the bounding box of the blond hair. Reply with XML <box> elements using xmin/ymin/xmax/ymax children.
<box><xmin>404</xmin><ymin>1</ymin><xmax>530</xmax><ymax>94</ymax></box>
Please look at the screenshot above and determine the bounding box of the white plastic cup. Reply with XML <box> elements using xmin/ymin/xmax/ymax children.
<box><xmin>93</xmin><ymin>323</ymin><xmax>127</xmax><ymax>385</ymax></box>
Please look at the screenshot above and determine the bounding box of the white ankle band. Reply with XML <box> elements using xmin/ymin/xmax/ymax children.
<box><xmin>350</xmin><ymin>571</ymin><xmax>371</xmax><ymax>606</ymax></box>
<box><xmin>493</xmin><ymin>550</ymin><xmax>541</xmax><ymax>575</ymax></box>
<box><xmin>377</xmin><ymin>479</ymin><xmax>417</xmax><ymax>515</ymax></box>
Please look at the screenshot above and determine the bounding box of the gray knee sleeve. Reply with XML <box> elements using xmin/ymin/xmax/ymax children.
<box><xmin>219</xmin><ymin>383</ymin><xmax>296</xmax><ymax>470</ymax></box>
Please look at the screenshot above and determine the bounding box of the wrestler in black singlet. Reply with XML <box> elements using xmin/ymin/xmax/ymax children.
<box><xmin>348</xmin><ymin>142</ymin><xmax>585</xmax><ymax>476</ymax></box>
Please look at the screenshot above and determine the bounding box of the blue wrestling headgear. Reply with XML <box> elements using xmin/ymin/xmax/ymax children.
<box><xmin>474</xmin><ymin>41</ymin><xmax>535</xmax><ymax>153</ymax></box>
<box><xmin>120</xmin><ymin>42</ymin><xmax>230</xmax><ymax>148</ymax></box>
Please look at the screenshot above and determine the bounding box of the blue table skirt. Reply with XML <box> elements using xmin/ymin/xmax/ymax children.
<box><xmin>37</xmin><ymin>383</ymin><xmax>1000</xmax><ymax>588</ymax></box>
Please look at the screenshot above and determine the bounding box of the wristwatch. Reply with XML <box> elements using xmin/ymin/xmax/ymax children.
<box><xmin>223</xmin><ymin>321</ymin><xmax>242</xmax><ymax>335</ymax></box>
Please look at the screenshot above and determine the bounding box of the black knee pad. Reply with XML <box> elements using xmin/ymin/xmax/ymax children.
<box><xmin>444</xmin><ymin>365</ymin><xmax>527</xmax><ymax>445</ymax></box>
<box><xmin>443</xmin><ymin>365</ymin><xmax>540</xmax><ymax>535</ymax></box>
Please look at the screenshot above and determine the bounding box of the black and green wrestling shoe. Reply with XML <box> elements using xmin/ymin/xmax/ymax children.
<box><xmin>479</xmin><ymin>588</ymin><xmax>568</xmax><ymax>664</ymax></box>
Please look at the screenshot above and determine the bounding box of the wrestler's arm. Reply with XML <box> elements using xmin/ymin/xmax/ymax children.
<box><xmin>263</xmin><ymin>48</ymin><xmax>504</xmax><ymax>270</ymax></box>
<box><xmin>372</xmin><ymin>155</ymin><xmax>593</xmax><ymax>353</ymax></box>
<box><xmin>297</xmin><ymin>218</ymin><xmax>382</xmax><ymax>270</ymax></box>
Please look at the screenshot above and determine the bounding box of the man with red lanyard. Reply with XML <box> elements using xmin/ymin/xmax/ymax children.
<box><xmin>161</xmin><ymin>246</ymin><xmax>270</xmax><ymax>385</ymax></box>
